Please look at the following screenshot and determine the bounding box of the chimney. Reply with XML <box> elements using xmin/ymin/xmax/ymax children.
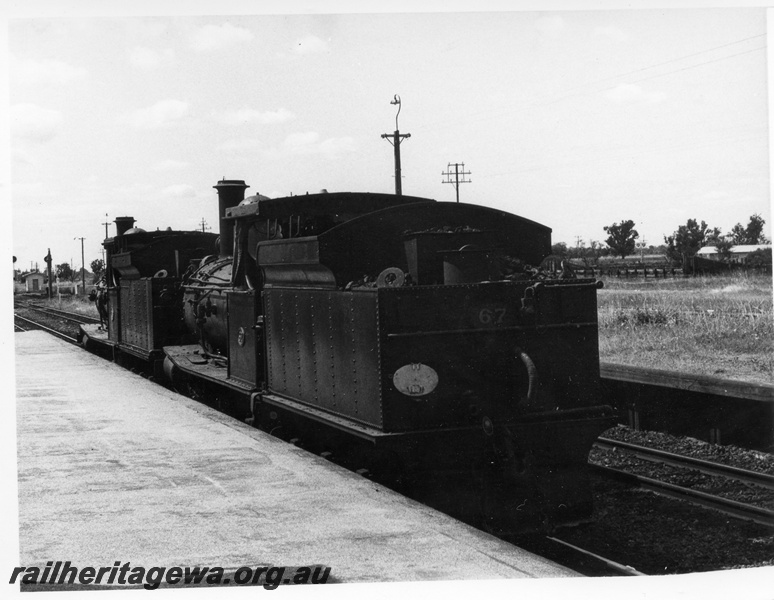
<box><xmin>213</xmin><ymin>179</ymin><xmax>249</xmax><ymax>257</ymax></box>
<box><xmin>114</xmin><ymin>216</ymin><xmax>136</xmax><ymax>236</ymax></box>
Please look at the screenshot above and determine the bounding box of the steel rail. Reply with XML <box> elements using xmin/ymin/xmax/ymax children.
<box><xmin>545</xmin><ymin>536</ymin><xmax>647</xmax><ymax>576</ymax></box>
<box><xmin>26</xmin><ymin>302</ymin><xmax>101</xmax><ymax>325</ymax></box>
<box><xmin>14</xmin><ymin>314</ymin><xmax>79</xmax><ymax>344</ymax></box>
<box><xmin>596</xmin><ymin>437</ymin><xmax>774</xmax><ymax>490</ymax></box>
<box><xmin>591</xmin><ymin>464</ymin><xmax>774</xmax><ymax>527</ymax></box>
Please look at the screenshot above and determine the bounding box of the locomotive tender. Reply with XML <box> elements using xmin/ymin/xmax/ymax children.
<box><xmin>80</xmin><ymin>179</ymin><xmax>615</xmax><ymax>532</ymax></box>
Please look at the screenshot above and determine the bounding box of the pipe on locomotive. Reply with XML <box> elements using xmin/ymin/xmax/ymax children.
<box><xmin>515</xmin><ymin>346</ymin><xmax>538</xmax><ymax>405</ymax></box>
<box><xmin>114</xmin><ymin>216</ymin><xmax>136</xmax><ymax>237</ymax></box>
<box><xmin>214</xmin><ymin>179</ymin><xmax>249</xmax><ymax>257</ymax></box>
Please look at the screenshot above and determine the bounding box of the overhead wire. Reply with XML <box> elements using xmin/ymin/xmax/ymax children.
<box><xmin>429</xmin><ymin>33</ymin><xmax>767</xmax><ymax>181</ymax></box>
<box><xmin>540</xmin><ymin>32</ymin><xmax>767</xmax><ymax>97</ymax></box>
<box><xmin>413</xmin><ymin>32</ymin><xmax>767</xmax><ymax>132</ymax></box>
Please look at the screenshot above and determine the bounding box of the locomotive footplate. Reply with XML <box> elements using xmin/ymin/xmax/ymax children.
<box><xmin>80</xmin><ymin>323</ymin><xmax>167</xmax><ymax>363</ymax></box>
<box><xmin>78</xmin><ymin>323</ymin><xmax>114</xmax><ymax>349</ymax></box>
<box><xmin>163</xmin><ymin>344</ymin><xmax>254</xmax><ymax>394</ymax></box>
<box><xmin>260</xmin><ymin>392</ymin><xmax>613</xmax><ymax>455</ymax></box>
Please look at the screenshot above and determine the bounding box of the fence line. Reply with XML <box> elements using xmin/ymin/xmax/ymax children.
<box><xmin>573</xmin><ymin>266</ymin><xmax>683</xmax><ymax>279</ymax></box>
<box><xmin>572</xmin><ymin>265</ymin><xmax>771</xmax><ymax>278</ymax></box>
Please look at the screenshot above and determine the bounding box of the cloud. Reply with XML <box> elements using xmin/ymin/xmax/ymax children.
<box><xmin>153</xmin><ymin>159</ymin><xmax>189</xmax><ymax>172</ymax></box>
<box><xmin>216</xmin><ymin>133</ymin><xmax>355</xmax><ymax>159</ymax></box>
<box><xmin>11</xmin><ymin>57</ymin><xmax>87</xmax><ymax>86</ymax></box>
<box><xmin>160</xmin><ymin>184</ymin><xmax>197</xmax><ymax>199</ymax></box>
<box><xmin>534</xmin><ymin>16</ymin><xmax>566</xmax><ymax>37</ymax></box>
<box><xmin>284</xmin><ymin>131</ymin><xmax>321</xmax><ymax>150</ymax></box>
<box><xmin>127</xmin><ymin>99</ymin><xmax>189</xmax><ymax>129</ymax></box>
<box><xmin>127</xmin><ymin>46</ymin><xmax>175</xmax><ymax>69</ymax></box>
<box><xmin>292</xmin><ymin>35</ymin><xmax>329</xmax><ymax>55</ymax></box>
<box><xmin>189</xmin><ymin>23</ymin><xmax>254</xmax><ymax>52</ymax></box>
<box><xmin>216</xmin><ymin>107</ymin><xmax>295</xmax><ymax>126</ymax></box>
<box><xmin>10</xmin><ymin>104</ymin><xmax>63</xmax><ymax>142</ymax></box>
<box><xmin>318</xmin><ymin>137</ymin><xmax>357</xmax><ymax>157</ymax></box>
<box><xmin>594</xmin><ymin>26</ymin><xmax>629</xmax><ymax>42</ymax></box>
<box><xmin>283</xmin><ymin>132</ymin><xmax>356</xmax><ymax>158</ymax></box>
<box><xmin>605</xmin><ymin>84</ymin><xmax>666</xmax><ymax>104</ymax></box>
<box><xmin>216</xmin><ymin>138</ymin><xmax>267</xmax><ymax>153</ymax></box>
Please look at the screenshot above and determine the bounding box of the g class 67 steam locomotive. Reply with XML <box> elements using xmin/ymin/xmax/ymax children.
<box><xmin>79</xmin><ymin>179</ymin><xmax>615</xmax><ymax>533</ymax></box>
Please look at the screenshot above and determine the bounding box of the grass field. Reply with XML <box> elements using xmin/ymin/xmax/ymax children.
<box><xmin>597</xmin><ymin>272</ymin><xmax>773</xmax><ymax>385</ymax></box>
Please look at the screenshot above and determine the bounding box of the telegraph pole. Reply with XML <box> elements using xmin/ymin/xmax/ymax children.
<box><xmin>44</xmin><ymin>249</ymin><xmax>53</xmax><ymax>299</ymax></box>
<box><xmin>381</xmin><ymin>95</ymin><xmax>411</xmax><ymax>196</ymax></box>
<box><xmin>441</xmin><ymin>162</ymin><xmax>471</xmax><ymax>203</ymax></box>
<box><xmin>199</xmin><ymin>218</ymin><xmax>211</xmax><ymax>233</ymax></box>
<box><xmin>74</xmin><ymin>237</ymin><xmax>85</xmax><ymax>295</ymax></box>
<box><xmin>102</xmin><ymin>213</ymin><xmax>110</xmax><ymax>240</ymax></box>
<box><xmin>101</xmin><ymin>213</ymin><xmax>110</xmax><ymax>264</ymax></box>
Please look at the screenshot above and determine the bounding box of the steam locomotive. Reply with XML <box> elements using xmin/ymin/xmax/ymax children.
<box><xmin>79</xmin><ymin>179</ymin><xmax>615</xmax><ymax>533</ymax></box>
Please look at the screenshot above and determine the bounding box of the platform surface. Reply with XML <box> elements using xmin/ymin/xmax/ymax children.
<box><xmin>14</xmin><ymin>331</ymin><xmax>575</xmax><ymax>585</ymax></box>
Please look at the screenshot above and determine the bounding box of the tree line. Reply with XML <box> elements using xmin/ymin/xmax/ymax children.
<box><xmin>45</xmin><ymin>258</ymin><xmax>105</xmax><ymax>282</ymax></box>
<box><xmin>552</xmin><ymin>214</ymin><xmax>770</xmax><ymax>269</ymax></box>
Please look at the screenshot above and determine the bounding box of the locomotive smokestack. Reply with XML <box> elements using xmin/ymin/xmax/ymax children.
<box><xmin>213</xmin><ymin>179</ymin><xmax>249</xmax><ymax>257</ymax></box>
<box><xmin>114</xmin><ymin>216</ymin><xmax>136</xmax><ymax>237</ymax></box>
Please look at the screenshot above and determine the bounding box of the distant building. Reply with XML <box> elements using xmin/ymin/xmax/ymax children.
<box><xmin>21</xmin><ymin>271</ymin><xmax>46</xmax><ymax>292</ymax></box>
<box><xmin>696</xmin><ymin>244</ymin><xmax>771</xmax><ymax>263</ymax></box>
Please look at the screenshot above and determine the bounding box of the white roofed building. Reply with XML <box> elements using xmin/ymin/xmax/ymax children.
<box><xmin>696</xmin><ymin>244</ymin><xmax>771</xmax><ymax>263</ymax></box>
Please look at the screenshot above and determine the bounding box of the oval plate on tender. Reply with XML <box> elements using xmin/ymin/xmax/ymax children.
<box><xmin>393</xmin><ymin>363</ymin><xmax>439</xmax><ymax>397</ymax></box>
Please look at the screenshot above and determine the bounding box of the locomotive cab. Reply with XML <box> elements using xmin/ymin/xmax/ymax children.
<box><xmin>79</xmin><ymin>217</ymin><xmax>218</xmax><ymax>374</ymax></box>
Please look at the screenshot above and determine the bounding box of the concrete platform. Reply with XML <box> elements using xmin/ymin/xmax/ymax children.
<box><xmin>14</xmin><ymin>331</ymin><xmax>576</xmax><ymax>586</ymax></box>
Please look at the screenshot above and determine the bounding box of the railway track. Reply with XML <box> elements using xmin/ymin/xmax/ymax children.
<box><xmin>24</xmin><ymin>302</ymin><xmax>101</xmax><ymax>325</ymax></box>
<box><xmin>595</xmin><ymin>436</ymin><xmax>774</xmax><ymax>490</ymax></box>
<box><xmin>591</xmin><ymin>462</ymin><xmax>773</xmax><ymax>527</ymax></box>
<box><xmin>529</xmin><ymin>439</ymin><xmax>773</xmax><ymax>575</ymax></box>
<box><xmin>14</xmin><ymin>313</ymin><xmax>79</xmax><ymax>344</ymax></box>
<box><xmin>544</xmin><ymin>536</ymin><xmax>646</xmax><ymax>576</ymax></box>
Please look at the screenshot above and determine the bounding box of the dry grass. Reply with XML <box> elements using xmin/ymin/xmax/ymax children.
<box><xmin>597</xmin><ymin>273</ymin><xmax>773</xmax><ymax>384</ymax></box>
<box><xmin>48</xmin><ymin>295</ymin><xmax>100</xmax><ymax>318</ymax></box>
<box><xmin>15</xmin><ymin>288</ymin><xmax>100</xmax><ymax>318</ymax></box>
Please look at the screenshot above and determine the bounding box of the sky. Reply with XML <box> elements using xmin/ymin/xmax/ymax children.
<box><xmin>4</xmin><ymin>2</ymin><xmax>772</xmax><ymax>273</ymax></box>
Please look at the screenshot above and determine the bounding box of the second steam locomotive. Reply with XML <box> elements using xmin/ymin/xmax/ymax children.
<box><xmin>80</xmin><ymin>179</ymin><xmax>615</xmax><ymax>533</ymax></box>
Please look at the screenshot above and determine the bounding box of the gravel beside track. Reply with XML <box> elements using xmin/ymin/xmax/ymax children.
<box><xmin>591</xmin><ymin>437</ymin><xmax>774</xmax><ymax>511</ymax></box>
<box><xmin>602</xmin><ymin>426</ymin><xmax>774</xmax><ymax>474</ymax></box>
<box><xmin>562</xmin><ymin>425</ymin><xmax>774</xmax><ymax>574</ymax></box>
<box><xmin>535</xmin><ymin>472</ymin><xmax>774</xmax><ymax>575</ymax></box>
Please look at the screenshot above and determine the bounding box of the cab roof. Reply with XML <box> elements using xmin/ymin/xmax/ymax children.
<box><xmin>224</xmin><ymin>191</ymin><xmax>434</xmax><ymax>221</ymax></box>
